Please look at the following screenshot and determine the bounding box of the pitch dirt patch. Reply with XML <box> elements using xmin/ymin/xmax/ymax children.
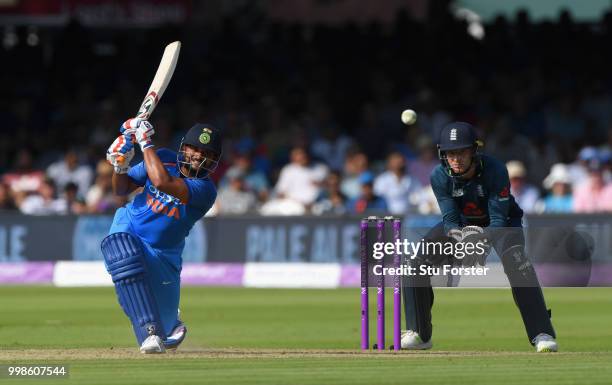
<box><xmin>0</xmin><ymin>348</ymin><xmax>596</xmax><ymax>361</ymax></box>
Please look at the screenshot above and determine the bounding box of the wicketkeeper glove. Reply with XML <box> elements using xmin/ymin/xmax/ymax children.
<box><xmin>460</xmin><ymin>225</ymin><xmax>492</xmax><ymax>267</ymax></box>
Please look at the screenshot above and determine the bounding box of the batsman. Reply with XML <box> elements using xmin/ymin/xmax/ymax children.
<box><xmin>102</xmin><ymin>118</ymin><xmax>222</xmax><ymax>353</ymax></box>
<box><xmin>401</xmin><ymin>122</ymin><xmax>558</xmax><ymax>353</ymax></box>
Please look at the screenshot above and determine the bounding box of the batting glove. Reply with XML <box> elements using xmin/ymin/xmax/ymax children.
<box><xmin>119</xmin><ymin>118</ymin><xmax>143</xmax><ymax>135</ymax></box>
<box><xmin>122</xmin><ymin>119</ymin><xmax>155</xmax><ymax>151</ymax></box>
<box><xmin>107</xmin><ymin>135</ymin><xmax>135</xmax><ymax>174</ymax></box>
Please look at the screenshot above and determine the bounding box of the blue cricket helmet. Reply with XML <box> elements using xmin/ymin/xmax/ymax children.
<box><xmin>181</xmin><ymin>123</ymin><xmax>223</xmax><ymax>155</ymax></box>
<box><xmin>177</xmin><ymin>123</ymin><xmax>223</xmax><ymax>178</ymax></box>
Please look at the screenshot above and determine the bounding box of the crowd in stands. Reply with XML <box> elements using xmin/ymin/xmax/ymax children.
<box><xmin>2</xmin><ymin>6</ymin><xmax>612</xmax><ymax>215</ymax></box>
<box><xmin>1</xmin><ymin>140</ymin><xmax>610</xmax><ymax>216</ymax></box>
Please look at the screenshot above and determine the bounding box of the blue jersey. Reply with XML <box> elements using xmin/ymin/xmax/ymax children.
<box><xmin>430</xmin><ymin>154</ymin><xmax>523</xmax><ymax>233</ymax></box>
<box><xmin>109</xmin><ymin>148</ymin><xmax>216</xmax><ymax>268</ymax></box>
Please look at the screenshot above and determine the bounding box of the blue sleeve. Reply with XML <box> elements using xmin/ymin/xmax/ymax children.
<box><xmin>184</xmin><ymin>178</ymin><xmax>217</xmax><ymax>210</ymax></box>
<box><xmin>430</xmin><ymin>167</ymin><xmax>461</xmax><ymax>233</ymax></box>
<box><xmin>127</xmin><ymin>161</ymin><xmax>147</xmax><ymax>186</ymax></box>
<box><xmin>487</xmin><ymin>163</ymin><xmax>511</xmax><ymax>227</ymax></box>
<box><xmin>126</xmin><ymin>148</ymin><xmax>175</xmax><ymax>187</ymax></box>
<box><xmin>156</xmin><ymin>148</ymin><xmax>178</xmax><ymax>163</ymax></box>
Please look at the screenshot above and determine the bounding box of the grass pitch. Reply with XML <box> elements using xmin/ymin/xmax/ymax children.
<box><xmin>0</xmin><ymin>287</ymin><xmax>610</xmax><ymax>384</ymax></box>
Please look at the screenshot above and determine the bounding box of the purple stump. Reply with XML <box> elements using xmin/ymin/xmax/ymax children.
<box><xmin>360</xmin><ymin>219</ymin><xmax>369</xmax><ymax>350</ymax></box>
<box><xmin>393</xmin><ymin>218</ymin><xmax>402</xmax><ymax>351</ymax></box>
<box><xmin>376</xmin><ymin>218</ymin><xmax>385</xmax><ymax>350</ymax></box>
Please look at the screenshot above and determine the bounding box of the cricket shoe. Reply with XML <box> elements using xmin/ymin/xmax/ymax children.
<box><xmin>140</xmin><ymin>335</ymin><xmax>166</xmax><ymax>354</ymax></box>
<box><xmin>164</xmin><ymin>322</ymin><xmax>187</xmax><ymax>350</ymax></box>
<box><xmin>401</xmin><ymin>330</ymin><xmax>432</xmax><ymax>350</ymax></box>
<box><xmin>164</xmin><ymin>309</ymin><xmax>187</xmax><ymax>350</ymax></box>
<box><xmin>533</xmin><ymin>333</ymin><xmax>558</xmax><ymax>353</ymax></box>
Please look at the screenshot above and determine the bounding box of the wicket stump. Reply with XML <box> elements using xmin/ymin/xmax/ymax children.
<box><xmin>360</xmin><ymin>216</ymin><xmax>402</xmax><ymax>351</ymax></box>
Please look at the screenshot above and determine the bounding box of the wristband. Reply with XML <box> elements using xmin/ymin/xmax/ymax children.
<box><xmin>114</xmin><ymin>165</ymin><xmax>130</xmax><ymax>174</ymax></box>
<box><xmin>140</xmin><ymin>142</ymin><xmax>155</xmax><ymax>151</ymax></box>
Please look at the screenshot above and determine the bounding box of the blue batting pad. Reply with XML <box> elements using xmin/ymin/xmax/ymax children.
<box><xmin>101</xmin><ymin>232</ymin><xmax>167</xmax><ymax>345</ymax></box>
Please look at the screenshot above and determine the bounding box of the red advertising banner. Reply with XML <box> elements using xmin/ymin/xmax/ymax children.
<box><xmin>0</xmin><ymin>0</ymin><xmax>62</xmax><ymax>15</ymax></box>
<box><xmin>0</xmin><ymin>0</ymin><xmax>190</xmax><ymax>26</ymax></box>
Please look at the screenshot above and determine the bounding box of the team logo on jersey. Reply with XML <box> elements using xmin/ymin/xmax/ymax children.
<box><xmin>452</xmin><ymin>187</ymin><xmax>464</xmax><ymax>197</ymax></box>
<box><xmin>463</xmin><ymin>201</ymin><xmax>484</xmax><ymax>217</ymax></box>
<box><xmin>450</xmin><ymin>128</ymin><xmax>457</xmax><ymax>141</ymax></box>
<box><xmin>199</xmin><ymin>127</ymin><xmax>212</xmax><ymax>144</ymax></box>
<box><xmin>146</xmin><ymin>185</ymin><xmax>182</xmax><ymax>219</ymax></box>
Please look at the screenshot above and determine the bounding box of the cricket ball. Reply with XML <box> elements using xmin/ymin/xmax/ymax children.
<box><xmin>401</xmin><ymin>109</ymin><xmax>417</xmax><ymax>125</ymax></box>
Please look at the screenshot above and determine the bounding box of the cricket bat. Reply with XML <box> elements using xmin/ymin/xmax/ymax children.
<box><xmin>119</xmin><ymin>41</ymin><xmax>181</xmax><ymax>162</ymax></box>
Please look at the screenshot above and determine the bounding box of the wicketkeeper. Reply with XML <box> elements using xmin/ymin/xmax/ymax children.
<box><xmin>401</xmin><ymin>122</ymin><xmax>558</xmax><ymax>353</ymax></box>
<box><xmin>102</xmin><ymin>118</ymin><xmax>222</xmax><ymax>353</ymax></box>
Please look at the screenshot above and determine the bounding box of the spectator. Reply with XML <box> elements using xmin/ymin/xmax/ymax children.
<box><xmin>6</xmin><ymin>12</ymin><xmax>612</xmax><ymax>219</ymax></box>
<box><xmin>600</xmin><ymin>148</ymin><xmax>612</xmax><ymax>183</ymax></box>
<box><xmin>407</xmin><ymin>136</ymin><xmax>438</xmax><ymax>187</ymax></box>
<box><xmin>373</xmin><ymin>152</ymin><xmax>421</xmax><ymax>214</ymax></box>
<box><xmin>410</xmin><ymin>185</ymin><xmax>441</xmax><ymax>215</ymax></box>
<box><xmin>312</xmin><ymin>171</ymin><xmax>347</xmax><ymax>215</ymax></box>
<box><xmin>528</xmin><ymin>139</ymin><xmax>560</xmax><ymax>187</ymax></box>
<box><xmin>568</xmin><ymin>147</ymin><xmax>598</xmax><ymax>188</ymax></box>
<box><xmin>310</xmin><ymin>126</ymin><xmax>354</xmax><ymax>171</ymax></box>
<box><xmin>506</xmin><ymin>160</ymin><xmax>539</xmax><ymax>213</ymax></box>
<box><xmin>85</xmin><ymin>160</ymin><xmax>117</xmax><ymax>214</ymax></box>
<box><xmin>216</xmin><ymin>168</ymin><xmax>257</xmax><ymax>215</ymax></box>
<box><xmin>0</xmin><ymin>182</ymin><xmax>17</xmax><ymax>210</ymax></box>
<box><xmin>19</xmin><ymin>178</ymin><xmax>67</xmax><ymax>215</ymax></box>
<box><xmin>274</xmin><ymin>146</ymin><xmax>327</xmax><ymax>208</ymax></box>
<box><xmin>221</xmin><ymin>151</ymin><xmax>269</xmax><ymax>202</ymax></box>
<box><xmin>341</xmin><ymin>151</ymin><xmax>369</xmax><ymax>200</ymax></box>
<box><xmin>2</xmin><ymin>148</ymin><xmax>44</xmax><ymax>196</ymax></box>
<box><xmin>259</xmin><ymin>198</ymin><xmax>306</xmax><ymax>216</ymax></box>
<box><xmin>573</xmin><ymin>160</ymin><xmax>612</xmax><ymax>213</ymax></box>
<box><xmin>540</xmin><ymin>164</ymin><xmax>573</xmax><ymax>213</ymax></box>
<box><xmin>347</xmin><ymin>172</ymin><xmax>388</xmax><ymax>214</ymax></box>
<box><xmin>64</xmin><ymin>182</ymin><xmax>87</xmax><ymax>215</ymax></box>
<box><xmin>486</xmin><ymin>119</ymin><xmax>536</xmax><ymax>167</ymax></box>
<box><xmin>46</xmin><ymin>149</ymin><xmax>94</xmax><ymax>198</ymax></box>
